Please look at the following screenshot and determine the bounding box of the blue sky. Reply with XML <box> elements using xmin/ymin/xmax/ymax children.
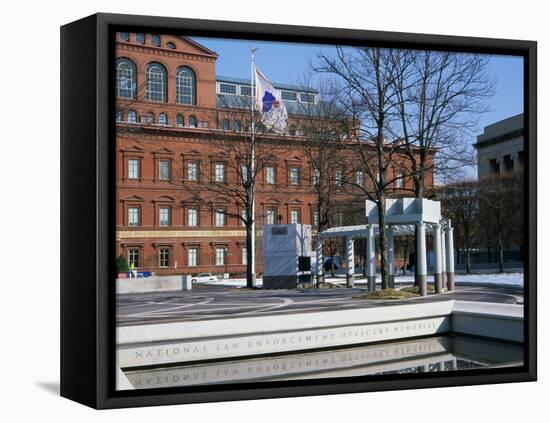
<box><xmin>194</xmin><ymin>36</ymin><xmax>524</xmax><ymax>134</ymax></box>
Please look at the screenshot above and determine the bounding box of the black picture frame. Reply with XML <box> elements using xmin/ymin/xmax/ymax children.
<box><xmin>60</xmin><ymin>12</ymin><xmax>537</xmax><ymax>409</ymax></box>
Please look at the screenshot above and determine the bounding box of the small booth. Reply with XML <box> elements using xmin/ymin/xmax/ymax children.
<box><xmin>263</xmin><ymin>224</ymin><xmax>313</xmax><ymax>289</ymax></box>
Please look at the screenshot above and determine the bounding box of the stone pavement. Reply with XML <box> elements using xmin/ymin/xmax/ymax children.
<box><xmin>117</xmin><ymin>284</ymin><xmax>523</xmax><ymax>326</ymax></box>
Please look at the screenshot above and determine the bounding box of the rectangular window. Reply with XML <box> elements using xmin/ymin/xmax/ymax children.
<box><xmin>242</xmin><ymin>246</ymin><xmax>247</xmax><ymax>265</ymax></box>
<box><xmin>300</xmin><ymin>93</ymin><xmax>315</xmax><ymax>103</ymax></box>
<box><xmin>335</xmin><ymin>170</ymin><xmax>343</xmax><ymax>186</ymax></box>
<box><xmin>159</xmin><ymin>248</ymin><xmax>169</xmax><ymax>267</ymax></box>
<box><xmin>266</xmin><ymin>166</ymin><xmax>275</xmax><ymax>185</ymax></box>
<box><xmin>159</xmin><ymin>160</ymin><xmax>170</xmax><ymax>181</ymax></box>
<box><xmin>241</xmin><ymin>209</ymin><xmax>247</xmax><ymax>227</ymax></box>
<box><xmin>128</xmin><ymin>207</ymin><xmax>140</xmax><ymax>227</ymax></box>
<box><xmin>290</xmin><ymin>209</ymin><xmax>300</xmax><ymax>224</ymax></box>
<box><xmin>188</xmin><ymin>247</ymin><xmax>198</xmax><ymax>267</ymax></box>
<box><xmin>289</xmin><ymin>167</ymin><xmax>300</xmax><ymax>185</ymax></box>
<box><xmin>281</xmin><ymin>91</ymin><xmax>297</xmax><ymax>101</ymax></box>
<box><xmin>241</xmin><ymin>164</ymin><xmax>248</xmax><ymax>183</ymax></box>
<box><xmin>128</xmin><ymin>159</ymin><xmax>139</xmax><ymax>179</ymax></box>
<box><xmin>188</xmin><ymin>208</ymin><xmax>198</xmax><ymax>227</ymax></box>
<box><xmin>240</xmin><ymin>85</ymin><xmax>252</xmax><ymax>96</ymax></box>
<box><xmin>312</xmin><ymin>168</ymin><xmax>320</xmax><ymax>185</ymax></box>
<box><xmin>215</xmin><ymin>209</ymin><xmax>225</xmax><ymax>227</ymax></box>
<box><xmin>215</xmin><ymin>247</ymin><xmax>226</xmax><ymax>266</ymax></box>
<box><xmin>355</xmin><ymin>170</ymin><xmax>364</xmax><ymax>187</ymax></box>
<box><xmin>395</xmin><ymin>172</ymin><xmax>404</xmax><ymax>188</ymax></box>
<box><xmin>187</xmin><ymin>161</ymin><xmax>199</xmax><ymax>181</ymax></box>
<box><xmin>128</xmin><ymin>249</ymin><xmax>139</xmax><ymax>268</ymax></box>
<box><xmin>159</xmin><ymin>207</ymin><xmax>170</xmax><ymax>227</ymax></box>
<box><xmin>219</xmin><ymin>83</ymin><xmax>237</xmax><ymax>94</ymax></box>
<box><xmin>266</xmin><ymin>208</ymin><xmax>276</xmax><ymax>225</ymax></box>
<box><xmin>214</xmin><ymin>163</ymin><xmax>225</xmax><ymax>182</ymax></box>
<box><xmin>128</xmin><ymin>110</ymin><xmax>137</xmax><ymax>123</ymax></box>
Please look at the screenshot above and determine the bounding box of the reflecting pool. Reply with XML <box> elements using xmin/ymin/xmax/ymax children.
<box><xmin>122</xmin><ymin>334</ymin><xmax>523</xmax><ymax>390</ymax></box>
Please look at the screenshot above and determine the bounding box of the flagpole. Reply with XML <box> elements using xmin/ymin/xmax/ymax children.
<box><xmin>250</xmin><ymin>48</ymin><xmax>257</xmax><ymax>288</ymax></box>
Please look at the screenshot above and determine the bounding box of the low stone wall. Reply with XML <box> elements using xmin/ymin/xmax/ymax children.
<box><xmin>116</xmin><ymin>275</ymin><xmax>189</xmax><ymax>294</ymax></box>
<box><xmin>451</xmin><ymin>301</ymin><xmax>523</xmax><ymax>343</ymax></box>
<box><xmin>117</xmin><ymin>301</ymin><xmax>454</xmax><ymax>368</ymax></box>
<box><xmin>116</xmin><ymin>298</ymin><xmax>525</xmax><ymax>371</ymax></box>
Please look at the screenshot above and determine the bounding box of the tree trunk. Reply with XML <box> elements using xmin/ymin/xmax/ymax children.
<box><xmin>330</xmin><ymin>243</ymin><xmax>335</xmax><ymax>277</ymax></box>
<box><xmin>413</xmin><ymin>185</ymin><xmax>424</xmax><ymax>287</ymax></box>
<box><xmin>246</xmin><ymin>223</ymin><xmax>254</xmax><ymax>288</ymax></box>
<box><xmin>498</xmin><ymin>235</ymin><xmax>504</xmax><ymax>274</ymax></box>
<box><xmin>362</xmin><ymin>238</ymin><xmax>367</xmax><ymax>277</ymax></box>
<box><xmin>378</xmin><ymin>194</ymin><xmax>389</xmax><ymax>290</ymax></box>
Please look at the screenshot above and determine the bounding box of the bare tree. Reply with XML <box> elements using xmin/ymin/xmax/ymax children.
<box><xmin>438</xmin><ymin>180</ymin><xmax>480</xmax><ymax>274</ymax></box>
<box><xmin>387</xmin><ymin>50</ymin><xmax>494</xmax><ymax>285</ymax></box>
<box><xmin>391</xmin><ymin>50</ymin><xmax>495</xmax><ymax>194</ymax></box>
<box><xmin>182</xmin><ymin>102</ymin><xmax>287</xmax><ymax>288</ymax></box>
<box><xmin>478</xmin><ymin>172</ymin><xmax>523</xmax><ymax>273</ymax></box>
<box><xmin>292</xmin><ymin>79</ymin><xmax>350</xmax><ymax>285</ymax></box>
<box><xmin>316</xmin><ymin>46</ymin><xmax>412</xmax><ymax>290</ymax></box>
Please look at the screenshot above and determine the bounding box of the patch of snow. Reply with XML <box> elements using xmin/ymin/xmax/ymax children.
<box><xmin>200</xmin><ymin>273</ymin><xmax>524</xmax><ymax>288</ymax></box>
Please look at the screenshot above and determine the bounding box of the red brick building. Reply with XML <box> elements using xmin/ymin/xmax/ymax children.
<box><xmin>115</xmin><ymin>33</ymin><xmax>433</xmax><ymax>275</ymax></box>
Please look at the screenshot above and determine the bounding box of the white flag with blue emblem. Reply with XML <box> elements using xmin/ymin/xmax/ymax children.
<box><xmin>254</xmin><ymin>66</ymin><xmax>288</xmax><ymax>134</ymax></box>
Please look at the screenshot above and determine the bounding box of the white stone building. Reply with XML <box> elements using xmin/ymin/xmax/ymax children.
<box><xmin>474</xmin><ymin>113</ymin><xmax>524</xmax><ymax>178</ymax></box>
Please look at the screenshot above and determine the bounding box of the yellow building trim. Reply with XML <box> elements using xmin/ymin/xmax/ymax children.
<box><xmin>117</xmin><ymin>229</ymin><xmax>249</xmax><ymax>239</ymax></box>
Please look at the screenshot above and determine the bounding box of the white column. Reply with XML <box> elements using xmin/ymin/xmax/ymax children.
<box><xmin>445</xmin><ymin>221</ymin><xmax>455</xmax><ymax>291</ymax></box>
<box><xmin>417</xmin><ymin>222</ymin><xmax>428</xmax><ymax>296</ymax></box>
<box><xmin>367</xmin><ymin>225</ymin><xmax>376</xmax><ymax>292</ymax></box>
<box><xmin>433</xmin><ymin>223</ymin><xmax>443</xmax><ymax>293</ymax></box>
<box><xmin>345</xmin><ymin>237</ymin><xmax>355</xmax><ymax>288</ymax></box>
<box><xmin>511</xmin><ymin>153</ymin><xmax>521</xmax><ymax>171</ymax></box>
<box><xmin>441</xmin><ymin>225</ymin><xmax>447</xmax><ymax>288</ymax></box>
<box><xmin>497</xmin><ymin>157</ymin><xmax>505</xmax><ymax>175</ymax></box>
<box><xmin>386</xmin><ymin>226</ymin><xmax>395</xmax><ymax>288</ymax></box>
<box><xmin>316</xmin><ymin>237</ymin><xmax>324</xmax><ymax>286</ymax></box>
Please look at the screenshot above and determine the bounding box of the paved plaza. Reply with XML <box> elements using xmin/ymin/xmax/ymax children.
<box><xmin>116</xmin><ymin>283</ymin><xmax>523</xmax><ymax>326</ymax></box>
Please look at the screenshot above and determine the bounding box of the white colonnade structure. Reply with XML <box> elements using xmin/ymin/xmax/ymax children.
<box><xmin>316</xmin><ymin>198</ymin><xmax>455</xmax><ymax>296</ymax></box>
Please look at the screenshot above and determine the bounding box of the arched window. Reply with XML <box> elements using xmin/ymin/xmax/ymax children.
<box><xmin>176</xmin><ymin>67</ymin><xmax>196</xmax><ymax>105</ymax></box>
<box><xmin>116</xmin><ymin>58</ymin><xmax>136</xmax><ymax>99</ymax></box>
<box><xmin>159</xmin><ymin>113</ymin><xmax>168</xmax><ymax>125</ymax></box>
<box><xmin>144</xmin><ymin>112</ymin><xmax>154</xmax><ymax>124</ymax></box>
<box><xmin>127</xmin><ymin>110</ymin><xmax>137</xmax><ymax>123</ymax></box>
<box><xmin>145</xmin><ymin>63</ymin><xmax>167</xmax><ymax>102</ymax></box>
<box><xmin>289</xmin><ymin>125</ymin><xmax>297</xmax><ymax>136</ymax></box>
<box><xmin>151</xmin><ymin>34</ymin><xmax>161</xmax><ymax>46</ymax></box>
<box><xmin>116</xmin><ymin>110</ymin><xmax>123</xmax><ymax>122</ymax></box>
<box><xmin>221</xmin><ymin>119</ymin><xmax>230</xmax><ymax>130</ymax></box>
<box><xmin>166</xmin><ymin>42</ymin><xmax>176</xmax><ymax>49</ymax></box>
<box><xmin>136</xmin><ymin>33</ymin><xmax>145</xmax><ymax>44</ymax></box>
<box><xmin>176</xmin><ymin>114</ymin><xmax>184</xmax><ymax>127</ymax></box>
<box><xmin>188</xmin><ymin>115</ymin><xmax>197</xmax><ymax>128</ymax></box>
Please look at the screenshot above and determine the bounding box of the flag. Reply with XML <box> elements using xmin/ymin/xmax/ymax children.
<box><xmin>254</xmin><ymin>66</ymin><xmax>288</xmax><ymax>134</ymax></box>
